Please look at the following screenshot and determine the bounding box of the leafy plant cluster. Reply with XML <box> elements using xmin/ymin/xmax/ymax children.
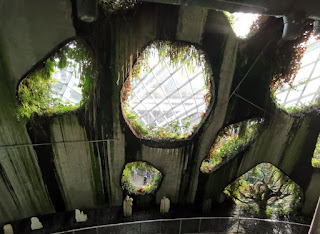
<box><xmin>121</xmin><ymin>161</ymin><xmax>162</xmax><ymax>195</ymax></box>
<box><xmin>201</xmin><ymin>118</ymin><xmax>263</xmax><ymax>173</ymax></box>
<box><xmin>100</xmin><ymin>0</ymin><xmax>136</xmax><ymax>12</ymax></box>
<box><xmin>224</xmin><ymin>163</ymin><xmax>301</xmax><ymax>218</ymax></box>
<box><xmin>271</xmin><ymin>23</ymin><xmax>319</xmax><ymax>90</ymax></box>
<box><xmin>270</xmin><ymin>31</ymin><xmax>320</xmax><ymax>113</ymax></box>
<box><xmin>121</xmin><ymin>41</ymin><xmax>212</xmax><ymax>139</ymax></box>
<box><xmin>312</xmin><ymin>135</ymin><xmax>320</xmax><ymax>168</ymax></box>
<box><xmin>123</xmin><ymin>105</ymin><xmax>192</xmax><ymax>139</ymax></box>
<box><xmin>17</xmin><ymin>40</ymin><xmax>92</xmax><ymax>119</ymax></box>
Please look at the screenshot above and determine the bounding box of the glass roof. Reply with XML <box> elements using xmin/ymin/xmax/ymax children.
<box><xmin>50</xmin><ymin>62</ymin><xmax>82</xmax><ymax>105</ymax></box>
<box><xmin>275</xmin><ymin>37</ymin><xmax>320</xmax><ymax>109</ymax></box>
<box><xmin>122</xmin><ymin>44</ymin><xmax>211</xmax><ymax>138</ymax></box>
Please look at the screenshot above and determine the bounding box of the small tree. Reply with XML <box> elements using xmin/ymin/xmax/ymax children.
<box><xmin>224</xmin><ymin>163</ymin><xmax>301</xmax><ymax>218</ymax></box>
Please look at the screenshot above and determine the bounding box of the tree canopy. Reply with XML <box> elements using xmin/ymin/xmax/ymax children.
<box><xmin>224</xmin><ymin>163</ymin><xmax>301</xmax><ymax>218</ymax></box>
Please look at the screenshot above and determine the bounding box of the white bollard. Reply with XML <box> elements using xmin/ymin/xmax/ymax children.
<box><xmin>3</xmin><ymin>224</ymin><xmax>13</xmax><ymax>234</ymax></box>
<box><xmin>31</xmin><ymin>217</ymin><xmax>43</xmax><ymax>230</ymax></box>
<box><xmin>75</xmin><ymin>209</ymin><xmax>88</xmax><ymax>222</ymax></box>
<box><xmin>160</xmin><ymin>196</ymin><xmax>170</xmax><ymax>213</ymax></box>
<box><xmin>123</xmin><ymin>195</ymin><xmax>133</xmax><ymax>217</ymax></box>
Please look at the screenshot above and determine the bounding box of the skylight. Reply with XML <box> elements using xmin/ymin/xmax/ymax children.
<box><xmin>17</xmin><ymin>40</ymin><xmax>91</xmax><ymax>119</ymax></box>
<box><xmin>121</xmin><ymin>41</ymin><xmax>212</xmax><ymax>139</ymax></box>
<box><xmin>274</xmin><ymin>36</ymin><xmax>320</xmax><ymax>111</ymax></box>
<box><xmin>225</xmin><ymin>12</ymin><xmax>260</xmax><ymax>38</ymax></box>
<box><xmin>50</xmin><ymin>63</ymin><xmax>82</xmax><ymax>105</ymax></box>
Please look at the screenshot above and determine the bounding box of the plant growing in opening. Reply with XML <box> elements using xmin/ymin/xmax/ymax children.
<box><xmin>271</xmin><ymin>31</ymin><xmax>320</xmax><ymax>113</ymax></box>
<box><xmin>17</xmin><ymin>40</ymin><xmax>92</xmax><ymax>119</ymax></box>
<box><xmin>121</xmin><ymin>161</ymin><xmax>162</xmax><ymax>195</ymax></box>
<box><xmin>201</xmin><ymin>118</ymin><xmax>264</xmax><ymax>173</ymax></box>
<box><xmin>121</xmin><ymin>41</ymin><xmax>212</xmax><ymax>139</ymax></box>
<box><xmin>224</xmin><ymin>12</ymin><xmax>265</xmax><ymax>38</ymax></box>
<box><xmin>224</xmin><ymin>163</ymin><xmax>301</xmax><ymax>218</ymax></box>
<box><xmin>312</xmin><ymin>134</ymin><xmax>320</xmax><ymax>168</ymax></box>
<box><xmin>100</xmin><ymin>0</ymin><xmax>136</xmax><ymax>12</ymax></box>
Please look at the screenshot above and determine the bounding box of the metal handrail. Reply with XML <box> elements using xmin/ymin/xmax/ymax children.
<box><xmin>52</xmin><ymin>216</ymin><xmax>310</xmax><ymax>234</ymax></box>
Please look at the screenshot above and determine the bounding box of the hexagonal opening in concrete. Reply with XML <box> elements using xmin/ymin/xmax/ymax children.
<box><xmin>121</xmin><ymin>41</ymin><xmax>213</xmax><ymax>139</ymax></box>
<box><xmin>17</xmin><ymin>39</ymin><xmax>92</xmax><ymax>119</ymax></box>
<box><xmin>271</xmin><ymin>36</ymin><xmax>320</xmax><ymax>113</ymax></box>
<box><xmin>201</xmin><ymin>118</ymin><xmax>264</xmax><ymax>173</ymax></box>
<box><xmin>312</xmin><ymin>134</ymin><xmax>320</xmax><ymax>168</ymax></box>
<box><xmin>121</xmin><ymin>161</ymin><xmax>162</xmax><ymax>195</ymax></box>
<box><xmin>224</xmin><ymin>11</ymin><xmax>264</xmax><ymax>38</ymax></box>
<box><xmin>224</xmin><ymin>163</ymin><xmax>302</xmax><ymax>218</ymax></box>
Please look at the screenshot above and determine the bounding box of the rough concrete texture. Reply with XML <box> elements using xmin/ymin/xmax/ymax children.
<box><xmin>302</xmin><ymin>170</ymin><xmax>320</xmax><ymax>216</ymax></box>
<box><xmin>0</xmin><ymin>56</ymin><xmax>54</xmax><ymax>224</ymax></box>
<box><xmin>0</xmin><ymin>0</ymin><xmax>75</xmax><ymax>85</ymax></box>
<box><xmin>51</xmin><ymin>115</ymin><xmax>104</xmax><ymax>210</ymax></box>
<box><xmin>176</xmin><ymin>6</ymin><xmax>208</xmax><ymax>44</ymax></box>
<box><xmin>0</xmin><ymin>1</ymin><xmax>319</xmax><ymax>225</ymax></box>
<box><xmin>187</xmin><ymin>32</ymin><xmax>238</xmax><ymax>203</ymax></box>
<box><xmin>141</xmin><ymin>146</ymin><xmax>186</xmax><ymax>203</ymax></box>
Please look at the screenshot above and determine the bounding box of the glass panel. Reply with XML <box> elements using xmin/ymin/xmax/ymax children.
<box><xmin>121</xmin><ymin>42</ymin><xmax>212</xmax><ymax>139</ymax></box>
<box><xmin>274</xmin><ymin>37</ymin><xmax>320</xmax><ymax>111</ymax></box>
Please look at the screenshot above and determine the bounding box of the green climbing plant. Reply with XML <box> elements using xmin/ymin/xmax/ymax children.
<box><xmin>121</xmin><ymin>40</ymin><xmax>212</xmax><ymax>139</ymax></box>
<box><xmin>224</xmin><ymin>163</ymin><xmax>302</xmax><ymax>218</ymax></box>
<box><xmin>121</xmin><ymin>161</ymin><xmax>162</xmax><ymax>195</ymax></box>
<box><xmin>17</xmin><ymin>40</ymin><xmax>93</xmax><ymax>120</ymax></box>
<box><xmin>201</xmin><ymin>118</ymin><xmax>264</xmax><ymax>173</ymax></box>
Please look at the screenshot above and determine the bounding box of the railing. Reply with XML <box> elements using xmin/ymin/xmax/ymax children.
<box><xmin>53</xmin><ymin>216</ymin><xmax>310</xmax><ymax>234</ymax></box>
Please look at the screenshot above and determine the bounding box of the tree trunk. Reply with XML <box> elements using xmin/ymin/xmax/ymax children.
<box><xmin>257</xmin><ymin>201</ymin><xmax>267</xmax><ymax>218</ymax></box>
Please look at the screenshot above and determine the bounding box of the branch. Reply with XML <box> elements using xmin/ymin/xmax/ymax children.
<box><xmin>229</xmin><ymin>192</ymin><xmax>252</xmax><ymax>204</ymax></box>
<box><xmin>239</xmin><ymin>191</ymin><xmax>255</xmax><ymax>201</ymax></box>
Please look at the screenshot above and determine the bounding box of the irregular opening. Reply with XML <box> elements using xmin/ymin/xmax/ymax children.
<box><xmin>271</xmin><ymin>35</ymin><xmax>320</xmax><ymax>113</ymax></box>
<box><xmin>224</xmin><ymin>12</ymin><xmax>264</xmax><ymax>38</ymax></box>
<box><xmin>312</xmin><ymin>134</ymin><xmax>320</xmax><ymax>168</ymax></box>
<box><xmin>201</xmin><ymin>118</ymin><xmax>264</xmax><ymax>173</ymax></box>
<box><xmin>224</xmin><ymin>163</ymin><xmax>302</xmax><ymax>219</ymax></box>
<box><xmin>121</xmin><ymin>161</ymin><xmax>162</xmax><ymax>195</ymax></box>
<box><xmin>17</xmin><ymin>40</ymin><xmax>92</xmax><ymax>119</ymax></box>
<box><xmin>121</xmin><ymin>41</ymin><xmax>212</xmax><ymax>139</ymax></box>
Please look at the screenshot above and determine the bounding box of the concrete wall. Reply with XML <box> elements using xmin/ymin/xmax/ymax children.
<box><xmin>0</xmin><ymin>1</ymin><xmax>319</xmax><ymax>225</ymax></box>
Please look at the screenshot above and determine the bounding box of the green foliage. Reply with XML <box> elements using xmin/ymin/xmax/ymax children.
<box><xmin>271</xmin><ymin>88</ymin><xmax>320</xmax><ymax>114</ymax></box>
<box><xmin>121</xmin><ymin>41</ymin><xmax>212</xmax><ymax>139</ymax></box>
<box><xmin>100</xmin><ymin>0</ymin><xmax>136</xmax><ymax>12</ymax></box>
<box><xmin>17</xmin><ymin>40</ymin><xmax>92</xmax><ymax>120</ymax></box>
<box><xmin>224</xmin><ymin>163</ymin><xmax>301</xmax><ymax>218</ymax></box>
<box><xmin>312</xmin><ymin>135</ymin><xmax>320</xmax><ymax>168</ymax></box>
<box><xmin>123</xmin><ymin>104</ymin><xmax>192</xmax><ymax>139</ymax></box>
<box><xmin>201</xmin><ymin>119</ymin><xmax>264</xmax><ymax>173</ymax></box>
<box><xmin>121</xmin><ymin>161</ymin><xmax>162</xmax><ymax>195</ymax></box>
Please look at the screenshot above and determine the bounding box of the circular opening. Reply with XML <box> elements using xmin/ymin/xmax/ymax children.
<box><xmin>17</xmin><ymin>39</ymin><xmax>92</xmax><ymax>119</ymax></box>
<box><xmin>121</xmin><ymin>161</ymin><xmax>162</xmax><ymax>195</ymax></box>
<box><xmin>121</xmin><ymin>41</ymin><xmax>213</xmax><ymax>139</ymax></box>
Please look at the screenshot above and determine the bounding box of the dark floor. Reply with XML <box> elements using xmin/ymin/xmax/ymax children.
<box><xmin>0</xmin><ymin>202</ymin><xmax>311</xmax><ymax>234</ymax></box>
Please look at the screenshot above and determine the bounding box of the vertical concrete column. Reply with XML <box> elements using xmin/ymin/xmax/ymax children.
<box><xmin>309</xmin><ymin>197</ymin><xmax>320</xmax><ymax>234</ymax></box>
